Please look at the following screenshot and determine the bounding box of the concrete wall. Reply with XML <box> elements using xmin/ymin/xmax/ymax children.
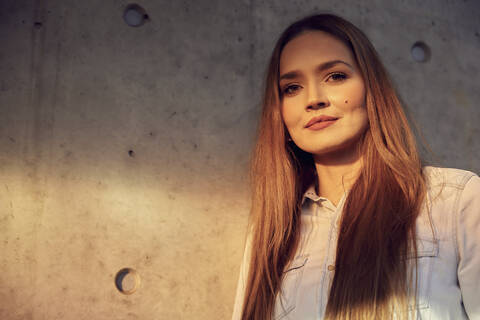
<box><xmin>0</xmin><ymin>0</ymin><xmax>478</xmax><ymax>319</ymax></box>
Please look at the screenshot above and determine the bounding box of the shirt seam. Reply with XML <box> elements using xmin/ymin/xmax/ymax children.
<box><xmin>453</xmin><ymin>173</ymin><xmax>476</xmax><ymax>263</ymax></box>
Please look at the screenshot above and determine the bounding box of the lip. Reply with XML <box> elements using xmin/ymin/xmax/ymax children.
<box><xmin>305</xmin><ymin>115</ymin><xmax>339</xmax><ymax>129</ymax></box>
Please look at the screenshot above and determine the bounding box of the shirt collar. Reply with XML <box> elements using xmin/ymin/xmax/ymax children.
<box><xmin>301</xmin><ymin>184</ymin><xmax>322</xmax><ymax>205</ymax></box>
<box><xmin>301</xmin><ymin>184</ymin><xmax>350</xmax><ymax>208</ymax></box>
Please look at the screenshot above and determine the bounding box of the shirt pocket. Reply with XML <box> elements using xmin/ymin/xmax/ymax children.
<box><xmin>407</xmin><ymin>237</ymin><xmax>439</xmax><ymax>312</ymax></box>
<box><xmin>274</xmin><ymin>255</ymin><xmax>309</xmax><ymax>320</ymax></box>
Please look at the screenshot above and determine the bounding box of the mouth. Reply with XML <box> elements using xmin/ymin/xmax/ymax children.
<box><xmin>305</xmin><ymin>115</ymin><xmax>339</xmax><ymax>129</ymax></box>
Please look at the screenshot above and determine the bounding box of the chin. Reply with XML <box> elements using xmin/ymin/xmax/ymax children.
<box><xmin>300</xmin><ymin>138</ymin><xmax>360</xmax><ymax>160</ymax></box>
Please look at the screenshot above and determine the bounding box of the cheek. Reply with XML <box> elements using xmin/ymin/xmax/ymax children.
<box><xmin>356</xmin><ymin>107</ymin><xmax>369</xmax><ymax>127</ymax></box>
<box><xmin>351</xmin><ymin>107</ymin><xmax>369</xmax><ymax>136</ymax></box>
<box><xmin>331</xmin><ymin>80</ymin><xmax>366</xmax><ymax>111</ymax></box>
<box><xmin>281</xmin><ymin>102</ymin><xmax>302</xmax><ymax>129</ymax></box>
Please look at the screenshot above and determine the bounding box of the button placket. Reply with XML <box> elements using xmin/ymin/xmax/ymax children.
<box><xmin>326</xmin><ymin>214</ymin><xmax>338</xmax><ymax>280</ymax></box>
<box><xmin>325</xmin><ymin>202</ymin><xmax>343</xmax><ymax>292</ymax></box>
<box><xmin>319</xmin><ymin>209</ymin><xmax>338</xmax><ymax>314</ymax></box>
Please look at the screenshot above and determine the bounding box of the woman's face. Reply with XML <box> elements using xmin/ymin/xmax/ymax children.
<box><xmin>279</xmin><ymin>31</ymin><xmax>368</xmax><ymax>160</ymax></box>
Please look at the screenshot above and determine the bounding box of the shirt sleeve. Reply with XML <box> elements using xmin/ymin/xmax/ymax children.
<box><xmin>456</xmin><ymin>173</ymin><xmax>480</xmax><ymax>318</ymax></box>
<box><xmin>231</xmin><ymin>234</ymin><xmax>252</xmax><ymax>320</ymax></box>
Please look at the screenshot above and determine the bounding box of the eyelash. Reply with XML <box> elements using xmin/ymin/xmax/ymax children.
<box><xmin>328</xmin><ymin>72</ymin><xmax>347</xmax><ymax>81</ymax></box>
<box><xmin>282</xmin><ymin>84</ymin><xmax>301</xmax><ymax>96</ymax></box>
<box><xmin>281</xmin><ymin>72</ymin><xmax>348</xmax><ymax>96</ymax></box>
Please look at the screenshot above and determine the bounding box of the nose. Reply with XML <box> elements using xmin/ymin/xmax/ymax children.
<box><xmin>306</xmin><ymin>83</ymin><xmax>329</xmax><ymax>111</ymax></box>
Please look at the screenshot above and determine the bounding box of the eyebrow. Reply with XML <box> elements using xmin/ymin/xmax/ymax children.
<box><xmin>279</xmin><ymin>60</ymin><xmax>354</xmax><ymax>81</ymax></box>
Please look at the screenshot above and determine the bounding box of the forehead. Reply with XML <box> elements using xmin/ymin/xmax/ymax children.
<box><xmin>279</xmin><ymin>30</ymin><xmax>355</xmax><ymax>73</ymax></box>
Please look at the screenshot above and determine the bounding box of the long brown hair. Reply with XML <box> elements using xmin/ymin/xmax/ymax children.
<box><xmin>241</xmin><ymin>14</ymin><xmax>426</xmax><ymax>319</ymax></box>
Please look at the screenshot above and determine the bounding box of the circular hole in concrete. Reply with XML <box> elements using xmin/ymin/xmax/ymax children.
<box><xmin>123</xmin><ymin>4</ymin><xmax>148</xmax><ymax>27</ymax></box>
<box><xmin>115</xmin><ymin>268</ymin><xmax>140</xmax><ymax>295</ymax></box>
<box><xmin>411</xmin><ymin>41</ymin><xmax>431</xmax><ymax>63</ymax></box>
<box><xmin>128</xmin><ymin>150</ymin><xmax>135</xmax><ymax>157</ymax></box>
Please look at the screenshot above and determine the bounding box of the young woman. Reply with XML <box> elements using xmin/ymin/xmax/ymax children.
<box><xmin>232</xmin><ymin>14</ymin><xmax>480</xmax><ymax>320</ymax></box>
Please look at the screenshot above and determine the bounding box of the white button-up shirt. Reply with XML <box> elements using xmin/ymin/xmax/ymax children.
<box><xmin>232</xmin><ymin>166</ymin><xmax>480</xmax><ymax>319</ymax></box>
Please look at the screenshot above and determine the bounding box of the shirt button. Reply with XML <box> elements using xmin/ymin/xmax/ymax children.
<box><xmin>327</xmin><ymin>265</ymin><xmax>335</xmax><ymax>271</ymax></box>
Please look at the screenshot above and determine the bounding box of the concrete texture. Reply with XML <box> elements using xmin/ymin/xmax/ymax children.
<box><xmin>0</xmin><ymin>0</ymin><xmax>478</xmax><ymax>319</ymax></box>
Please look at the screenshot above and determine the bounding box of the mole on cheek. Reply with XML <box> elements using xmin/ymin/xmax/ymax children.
<box><xmin>345</xmin><ymin>100</ymin><xmax>348</xmax><ymax>103</ymax></box>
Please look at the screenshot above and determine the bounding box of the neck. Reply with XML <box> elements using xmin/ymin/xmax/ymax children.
<box><xmin>313</xmin><ymin>147</ymin><xmax>363</xmax><ymax>206</ymax></box>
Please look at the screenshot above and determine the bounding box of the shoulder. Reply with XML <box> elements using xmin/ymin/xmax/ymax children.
<box><xmin>422</xmin><ymin>166</ymin><xmax>478</xmax><ymax>191</ymax></box>
<box><xmin>420</xmin><ymin>166</ymin><xmax>479</xmax><ymax>219</ymax></box>
<box><xmin>421</xmin><ymin>166</ymin><xmax>480</xmax><ymax>225</ymax></box>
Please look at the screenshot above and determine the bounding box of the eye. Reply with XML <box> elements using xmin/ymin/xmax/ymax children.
<box><xmin>326</xmin><ymin>72</ymin><xmax>347</xmax><ymax>82</ymax></box>
<box><xmin>282</xmin><ymin>84</ymin><xmax>302</xmax><ymax>96</ymax></box>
